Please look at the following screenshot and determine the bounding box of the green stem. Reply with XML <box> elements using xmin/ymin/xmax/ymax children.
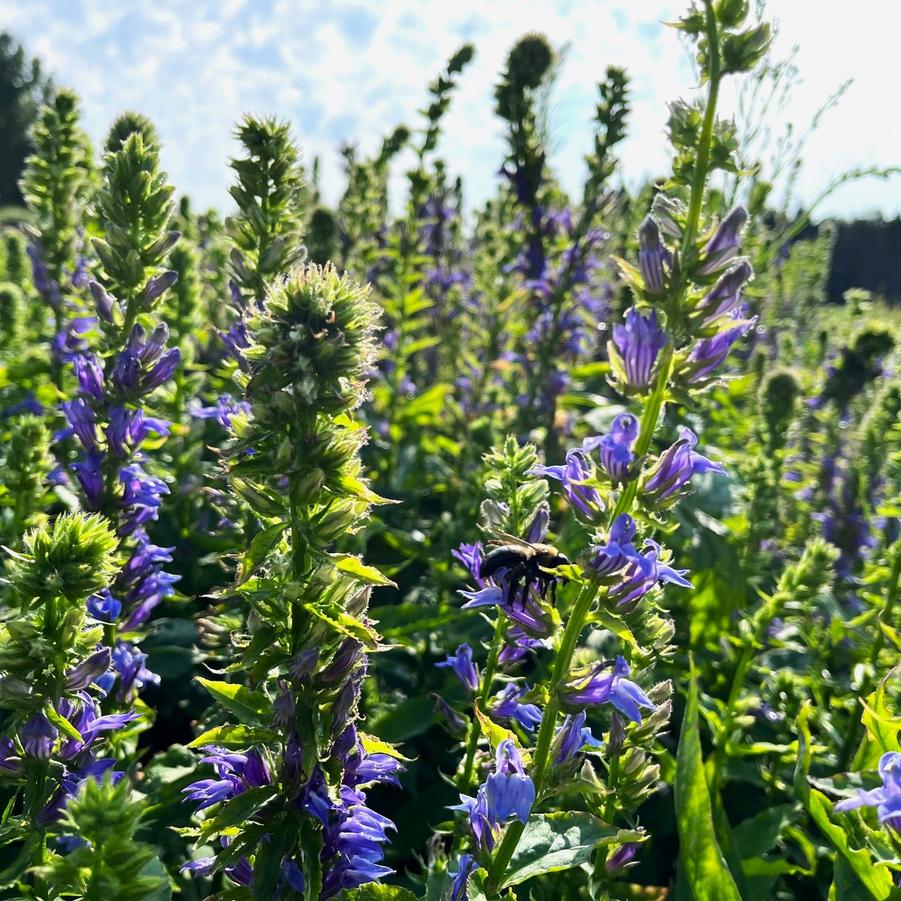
<box><xmin>487</xmin><ymin>583</ymin><xmax>597</xmax><ymax>890</ymax></box>
<box><xmin>460</xmin><ymin>615</ymin><xmax>508</xmax><ymax>792</ymax></box>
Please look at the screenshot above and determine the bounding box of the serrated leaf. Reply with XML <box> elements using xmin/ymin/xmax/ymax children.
<box><xmin>236</xmin><ymin>523</ymin><xmax>287</xmax><ymax>586</ymax></box>
<box><xmin>196</xmin><ymin>678</ymin><xmax>271</xmax><ymax>723</ymax></box>
<box><xmin>306</xmin><ymin>605</ymin><xmax>382</xmax><ymax>650</ymax></box>
<box><xmin>333</xmin><ymin>555</ymin><xmax>396</xmax><ymax>588</ymax></box>
<box><xmin>502</xmin><ymin>812</ymin><xmax>639</xmax><ymax>888</ymax></box>
<box><xmin>358</xmin><ymin>731</ymin><xmax>413</xmax><ymax>762</ymax></box>
<box><xmin>188</xmin><ymin>724</ymin><xmax>277</xmax><ymax>750</ymax></box>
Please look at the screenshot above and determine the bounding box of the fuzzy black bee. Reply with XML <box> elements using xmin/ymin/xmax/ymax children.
<box><xmin>479</xmin><ymin>534</ymin><xmax>569</xmax><ymax>607</ymax></box>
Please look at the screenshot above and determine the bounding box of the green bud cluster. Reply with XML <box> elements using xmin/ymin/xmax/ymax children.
<box><xmin>227</xmin><ymin>115</ymin><xmax>306</xmax><ymax>303</ymax></box>
<box><xmin>20</xmin><ymin>88</ymin><xmax>94</xmax><ymax>290</ymax></box>
<box><xmin>8</xmin><ymin>512</ymin><xmax>118</xmax><ymax>607</ymax></box>
<box><xmin>0</xmin><ymin>282</ymin><xmax>26</xmax><ymax>353</ymax></box>
<box><xmin>94</xmin><ymin>132</ymin><xmax>176</xmax><ymax>313</ymax></box>
<box><xmin>0</xmin><ymin>414</ymin><xmax>53</xmax><ymax>541</ymax></box>
<box><xmin>34</xmin><ymin>775</ymin><xmax>168</xmax><ymax>901</ymax></box>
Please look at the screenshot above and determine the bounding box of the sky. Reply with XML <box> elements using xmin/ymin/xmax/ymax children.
<box><xmin>1</xmin><ymin>0</ymin><xmax>898</xmax><ymax>221</ymax></box>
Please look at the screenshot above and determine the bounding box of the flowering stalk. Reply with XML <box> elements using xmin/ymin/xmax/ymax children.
<box><xmin>20</xmin><ymin>88</ymin><xmax>94</xmax><ymax>389</ymax></box>
<box><xmin>183</xmin><ymin>263</ymin><xmax>404</xmax><ymax>898</ymax></box>
<box><xmin>62</xmin><ymin>124</ymin><xmax>181</xmax><ymax>698</ymax></box>
<box><xmin>0</xmin><ymin>513</ymin><xmax>139</xmax><ymax>889</ymax></box>
<box><xmin>440</xmin><ymin>4</ymin><xmax>771</xmax><ymax>894</ymax></box>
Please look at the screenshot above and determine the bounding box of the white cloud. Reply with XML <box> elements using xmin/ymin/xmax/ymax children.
<box><xmin>0</xmin><ymin>0</ymin><xmax>896</xmax><ymax>219</ymax></box>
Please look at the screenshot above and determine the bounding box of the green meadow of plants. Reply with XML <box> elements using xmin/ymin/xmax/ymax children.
<box><xmin>0</xmin><ymin>2</ymin><xmax>899</xmax><ymax>899</ymax></box>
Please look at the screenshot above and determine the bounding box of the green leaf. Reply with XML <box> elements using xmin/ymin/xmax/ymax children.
<box><xmin>358</xmin><ymin>732</ymin><xmax>412</xmax><ymax>762</ymax></box>
<box><xmin>501</xmin><ymin>812</ymin><xmax>639</xmax><ymax>889</ymax></box>
<box><xmin>307</xmin><ymin>605</ymin><xmax>382</xmax><ymax>650</ymax></box>
<box><xmin>236</xmin><ymin>523</ymin><xmax>287</xmax><ymax>586</ymax></box>
<box><xmin>396</xmin><ymin>383</ymin><xmax>453</xmax><ymax>422</ymax></box>
<box><xmin>188</xmin><ymin>724</ymin><xmax>277</xmax><ymax>749</ymax></box>
<box><xmin>44</xmin><ymin>702</ymin><xmax>89</xmax><ymax>744</ymax></box>
<box><xmin>333</xmin><ymin>554</ymin><xmax>397</xmax><ymax>588</ymax></box>
<box><xmin>794</xmin><ymin>703</ymin><xmax>894</xmax><ymax>900</ymax></box>
<box><xmin>198</xmin><ymin>786</ymin><xmax>277</xmax><ymax>843</ymax></box>
<box><xmin>342</xmin><ymin>885</ymin><xmax>418</xmax><ymax>900</ymax></box>
<box><xmin>733</xmin><ymin>803</ymin><xmax>799</xmax><ymax>859</ymax></box>
<box><xmin>675</xmin><ymin>662</ymin><xmax>742</xmax><ymax>901</ymax></box>
<box><xmin>853</xmin><ymin>671</ymin><xmax>901</xmax><ymax>770</ymax></box>
<box><xmin>196</xmin><ymin>678</ymin><xmax>271</xmax><ymax>723</ymax></box>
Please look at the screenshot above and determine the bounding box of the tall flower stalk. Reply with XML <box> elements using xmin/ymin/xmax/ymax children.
<box><xmin>62</xmin><ymin>125</ymin><xmax>181</xmax><ymax>698</ymax></box>
<box><xmin>434</xmin><ymin>4</ymin><xmax>771</xmax><ymax>897</ymax></box>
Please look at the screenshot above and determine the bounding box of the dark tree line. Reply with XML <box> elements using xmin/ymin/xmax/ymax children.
<box><xmin>0</xmin><ymin>32</ymin><xmax>52</xmax><ymax>208</ymax></box>
<box><xmin>827</xmin><ymin>218</ymin><xmax>901</xmax><ymax>305</ymax></box>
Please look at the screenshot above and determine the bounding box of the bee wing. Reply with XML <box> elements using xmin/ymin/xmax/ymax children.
<box><xmin>488</xmin><ymin>531</ymin><xmax>532</xmax><ymax>549</ymax></box>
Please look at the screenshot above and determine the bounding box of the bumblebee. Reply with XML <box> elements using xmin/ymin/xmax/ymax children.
<box><xmin>479</xmin><ymin>534</ymin><xmax>569</xmax><ymax>606</ymax></box>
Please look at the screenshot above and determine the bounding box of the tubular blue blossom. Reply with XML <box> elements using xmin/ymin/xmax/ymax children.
<box><xmin>642</xmin><ymin>427</ymin><xmax>725</xmax><ymax>505</ymax></box>
<box><xmin>192</xmin><ymin>394</ymin><xmax>251</xmax><ymax>429</ymax></box>
<box><xmin>21</xmin><ymin>714</ymin><xmax>57</xmax><ymax>759</ymax></box>
<box><xmin>638</xmin><ymin>216</ymin><xmax>668</xmax><ymax>295</ymax></box>
<box><xmin>490</xmin><ymin>684</ymin><xmax>542</xmax><ymax>731</ymax></box>
<box><xmin>610</xmin><ymin>308</ymin><xmax>667</xmax><ymax>391</ymax></box>
<box><xmin>73</xmin><ymin>354</ymin><xmax>105</xmax><ymax>401</ymax></box>
<box><xmin>835</xmin><ymin>751</ymin><xmax>901</xmax><ymax>829</ymax></box>
<box><xmin>436</xmin><ymin>643</ymin><xmax>480</xmax><ymax>694</ymax></box>
<box><xmin>607</xmin><ymin>540</ymin><xmax>691</xmax><ymax>609</ymax></box>
<box><xmin>682</xmin><ymin>317</ymin><xmax>755</xmax><ymax>384</ymax></box>
<box><xmin>563</xmin><ymin>656</ymin><xmax>656</xmax><ymax>723</ymax></box>
<box><xmin>552</xmin><ymin>710</ymin><xmax>603</xmax><ymax>765</ymax></box>
<box><xmin>532</xmin><ymin>449</ymin><xmax>603</xmax><ymax>521</ymax></box>
<box><xmin>485</xmin><ymin>739</ymin><xmax>535</xmax><ymax>824</ymax></box>
<box><xmin>694</xmin><ymin>260</ymin><xmax>752</xmax><ymax>327</ymax></box>
<box><xmin>588</xmin><ymin>513</ymin><xmax>640</xmax><ymax>576</ymax></box>
<box><xmin>697</xmin><ymin>206</ymin><xmax>748</xmax><ymax>276</ymax></box>
<box><xmin>583</xmin><ymin>412</ymin><xmax>640</xmax><ymax>483</ymax></box>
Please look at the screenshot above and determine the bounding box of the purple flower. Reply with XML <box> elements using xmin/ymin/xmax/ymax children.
<box><xmin>683</xmin><ymin>318</ymin><xmax>755</xmax><ymax>384</ymax></box>
<box><xmin>589</xmin><ymin>514</ymin><xmax>640</xmax><ymax>576</ymax></box>
<box><xmin>563</xmin><ymin>656</ymin><xmax>655</xmax><ymax>723</ymax></box>
<box><xmin>192</xmin><ymin>394</ymin><xmax>251</xmax><ymax>429</ymax></box>
<box><xmin>62</xmin><ymin>398</ymin><xmax>98</xmax><ymax>451</ymax></box>
<box><xmin>694</xmin><ymin>261</ymin><xmax>752</xmax><ymax>327</ymax></box>
<box><xmin>65</xmin><ymin>648</ymin><xmax>112</xmax><ymax>691</ymax></box>
<box><xmin>73</xmin><ymin>354</ymin><xmax>105</xmax><ymax>401</ymax></box>
<box><xmin>638</xmin><ymin>216</ymin><xmax>668</xmax><ymax>295</ymax></box>
<box><xmin>436</xmin><ymin>643</ymin><xmax>479</xmax><ymax>694</ymax></box>
<box><xmin>490</xmin><ymin>684</ymin><xmax>542</xmax><ymax>731</ymax></box>
<box><xmin>21</xmin><ymin>714</ymin><xmax>57</xmax><ymax>759</ymax></box>
<box><xmin>606</xmin><ymin>842</ymin><xmax>639</xmax><ymax>873</ymax></box>
<box><xmin>485</xmin><ymin>740</ymin><xmax>535</xmax><ymax>824</ymax></box>
<box><xmin>86</xmin><ymin>589</ymin><xmax>122</xmax><ymax>623</ymax></box>
<box><xmin>835</xmin><ymin>752</ymin><xmax>901</xmax><ymax>830</ymax></box>
<box><xmin>532</xmin><ymin>450</ymin><xmax>603</xmax><ymax>522</ymax></box>
<box><xmin>89</xmin><ymin>281</ymin><xmax>117</xmax><ymax>323</ymax></box>
<box><xmin>610</xmin><ymin>308</ymin><xmax>667</xmax><ymax>391</ymax></box>
<box><xmin>608</xmin><ymin>540</ymin><xmax>691</xmax><ymax>609</ymax></box>
<box><xmin>141</xmin><ymin>270</ymin><xmax>178</xmax><ymax>305</ymax></box>
<box><xmin>450</xmin><ymin>854</ymin><xmax>477</xmax><ymax>901</ymax></box>
<box><xmin>112</xmin><ymin>642</ymin><xmax>160</xmax><ymax>702</ymax></box>
<box><xmin>697</xmin><ymin>207</ymin><xmax>747</xmax><ymax>276</ymax></box>
<box><xmin>553</xmin><ymin>710</ymin><xmax>603</xmax><ymax>765</ymax></box>
<box><xmin>642</xmin><ymin>427</ymin><xmax>725</xmax><ymax>505</ymax></box>
<box><xmin>71</xmin><ymin>450</ymin><xmax>104</xmax><ymax>508</ymax></box>
<box><xmin>583</xmin><ymin>412</ymin><xmax>639</xmax><ymax>483</ymax></box>
<box><xmin>143</xmin><ymin>348</ymin><xmax>181</xmax><ymax>391</ymax></box>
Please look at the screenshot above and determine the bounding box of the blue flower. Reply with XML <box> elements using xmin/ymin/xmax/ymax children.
<box><xmin>485</xmin><ymin>740</ymin><xmax>535</xmax><ymax>824</ymax></box>
<box><xmin>437</xmin><ymin>643</ymin><xmax>480</xmax><ymax>694</ymax></box>
<box><xmin>642</xmin><ymin>427</ymin><xmax>725</xmax><ymax>505</ymax></box>
<box><xmin>697</xmin><ymin>207</ymin><xmax>747</xmax><ymax>276</ymax></box>
<box><xmin>532</xmin><ymin>449</ymin><xmax>603</xmax><ymax>522</ymax></box>
<box><xmin>490</xmin><ymin>684</ymin><xmax>542</xmax><ymax>731</ymax></box>
<box><xmin>835</xmin><ymin>751</ymin><xmax>901</xmax><ymax>830</ymax></box>
<box><xmin>683</xmin><ymin>317</ymin><xmax>756</xmax><ymax>384</ymax></box>
<box><xmin>589</xmin><ymin>514</ymin><xmax>640</xmax><ymax>577</ymax></box>
<box><xmin>564</xmin><ymin>656</ymin><xmax>656</xmax><ymax>723</ymax></box>
<box><xmin>553</xmin><ymin>710</ymin><xmax>603</xmax><ymax>765</ymax></box>
<box><xmin>610</xmin><ymin>308</ymin><xmax>667</xmax><ymax>391</ymax></box>
<box><xmin>583</xmin><ymin>412</ymin><xmax>639</xmax><ymax>483</ymax></box>
<box><xmin>638</xmin><ymin>216</ymin><xmax>669</xmax><ymax>295</ymax></box>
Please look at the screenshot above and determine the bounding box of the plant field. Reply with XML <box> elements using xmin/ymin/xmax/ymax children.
<box><xmin>0</xmin><ymin>3</ymin><xmax>899</xmax><ymax>899</ymax></box>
